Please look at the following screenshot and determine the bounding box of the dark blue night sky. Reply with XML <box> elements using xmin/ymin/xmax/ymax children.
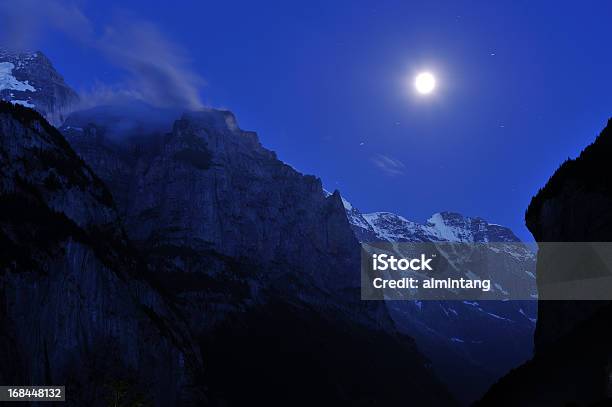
<box><xmin>4</xmin><ymin>0</ymin><xmax>612</xmax><ymax>241</ymax></box>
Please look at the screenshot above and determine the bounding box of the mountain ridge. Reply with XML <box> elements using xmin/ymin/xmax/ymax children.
<box><xmin>328</xmin><ymin>189</ymin><xmax>537</xmax><ymax>404</ymax></box>
<box><xmin>1</xmin><ymin>93</ymin><xmax>459</xmax><ymax>405</ymax></box>
<box><xmin>325</xmin><ymin>189</ymin><xmax>523</xmax><ymax>244</ymax></box>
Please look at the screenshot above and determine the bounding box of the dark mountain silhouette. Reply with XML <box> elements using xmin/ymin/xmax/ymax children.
<box><xmin>0</xmin><ymin>101</ymin><xmax>203</xmax><ymax>405</ymax></box>
<box><xmin>477</xmin><ymin>118</ymin><xmax>612</xmax><ymax>406</ymax></box>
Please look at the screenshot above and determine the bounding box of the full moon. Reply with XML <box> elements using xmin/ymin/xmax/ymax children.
<box><xmin>415</xmin><ymin>72</ymin><xmax>436</xmax><ymax>94</ymax></box>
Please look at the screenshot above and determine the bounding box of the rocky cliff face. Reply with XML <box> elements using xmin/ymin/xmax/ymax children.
<box><xmin>477</xmin><ymin>118</ymin><xmax>612</xmax><ymax>406</ymax></box>
<box><xmin>0</xmin><ymin>102</ymin><xmax>203</xmax><ymax>405</ymax></box>
<box><xmin>0</xmin><ymin>49</ymin><xmax>79</xmax><ymax>126</ymax></box>
<box><xmin>51</xmin><ymin>103</ymin><xmax>457</xmax><ymax>405</ymax></box>
<box><xmin>64</xmin><ymin>107</ymin><xmax>364</xmax><ymax>307</ymax></box>
<box><xmin>526</xmin><ymin>119</ymin><xmax>612</xmax><ymax>351</ymax></box>
<box><xmin>336</xmin><ymin>194</ymin><xmax>537</xmax><ymax>404</ymax></box>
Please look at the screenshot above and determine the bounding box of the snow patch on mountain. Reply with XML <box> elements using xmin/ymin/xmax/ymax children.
<box><xmin>426</xmin><ymin>212</ymin><xmax>476</xmax><ymax>242</ymax></box>
<box><xmin>362</xmin><ymin>212</ymin><xmax>421</xmax><ymax>241</ymax></box>
<box><xmin>519</xmin><ymin>308</ymin><xmax>537</xmax><ymax>323</ymax></box>
<box><xmin>340</xmin><ymin>195</ymin><xmax>352</xmax><ymax>210</ymax></box>
<box><xmin>0</xmin><ymin>62</ymin><xmax>37</xmax><ymax>92</ymax></box>
<box><xmin>11</xmin><ymin>99</ymin><xmax>36</xmax><ymax>108</ymax></box>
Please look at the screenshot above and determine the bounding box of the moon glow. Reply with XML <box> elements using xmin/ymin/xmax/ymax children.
<box><xmin>415</xmin><ymin>72</ymin><xmax>436</xmax><ymax>94</ymax></box>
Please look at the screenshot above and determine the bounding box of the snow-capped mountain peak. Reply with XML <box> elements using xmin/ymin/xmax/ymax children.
<box><xmin>326</xmin><ymin>190</ymin><xmax>537</xmax><ymax>401</ymax></box>
<box><xmin>326</xmin><ymin>190</ymin><xmax>521</xmax><ymax>244</ymax></box>
<box><xmin>425</xmin><ymin>211</ymin><xmax>520</xmax><ymax>243</ymax></box>
<box><xmin>0</xmin><ymin>48</ymin><xmax>79</xmax><ymax>126</ymax></box>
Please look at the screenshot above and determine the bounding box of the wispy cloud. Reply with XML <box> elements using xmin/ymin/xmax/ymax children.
<box><xmin>0</xmin><ymin>0</ymin><xmax>92</xmax><ymax>49</ymax></box>
<box><xmin>0</xmin><ymin>0</ymin><xmax>204</xmax><ymax>110</ymax></box>
<box><xmin>371</xmin><ymin>154</ymin><xmax>406</xmax><ymax>176</ymax></box>
<box><xmin>95</xmin><ymin>16</ymin><xmax>204</xmax><ymax>109</ymax></box>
